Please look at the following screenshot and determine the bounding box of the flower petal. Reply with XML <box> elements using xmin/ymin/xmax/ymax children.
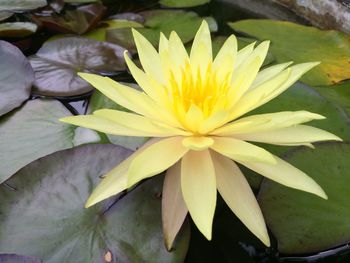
<box><xmin>213</xmin><ymin>34</ymin><xmax>237</xmax><ymax>81</ymax></box>
<box><xmin>132</xmin><ymin>28</ymin><xmax>164</xmax><ymax>84</ymax></box>
<box><xmin>190</xmin><ymin>20</ymin><xmax>212</xmax><ymax>78</ymax></box>
<box><xmin>78</xmin><ymin>73</ymin><xmax>180</xmax><ymax>127</ymax></box>
<box><xmin>230</xmin><ymin>62</ymin><xmax>319</xmax><ymax>120</ymax></box>
<box><xmin>85</xmin><ymin>139</ymin><xmax>159</xmax><ymax>207</ymax></box>
<box><xmin>234</xmin><ymin>125</ymin><xmax>342</xmax><ymax>145</ymax></box>
<box><xmin>181</xmin><ymin>150</ymin><xmax>216</xmax><ymax>240</ymax></box>
<box><xmin>228</xmin><ymin>41</ymin><xmax>269</xmax><ymax>106</ymax></box>
<box><xmin>235</xmin><ymin>42</ymin><xmax>255</xmax><ymax>69</ymax></box>
<box><xmin>60</xmin><ymin>115</ymin><xmax>159</xmax><ymax>137</ymax></box>
<box><xmin>162</xmin><ymin>161</ymin><xmax>188</xmax><ymax>250</ymax></box>
<box><xmin>210</xmin><ymin>137</ymin><xmax>276</xmax><ymax>164</ymax></box>
<box><xmin>182</xmin><ymin>136</ymin><xmax>214</xmax><ymax>150</ymax></box>
<box><xmin>124</xmin><ymin>51</ymin><xmax>167</xmax><ymax>104</ymax></box>
<box><xmin>212</xmin><ymin>111</ymin><xmax>325</xmax><ymax>136</ymax></box>
<box><xmin>127</xmin><ymin>137</ymin><xmax>188</xmax><ymax>187</ymax></box>
<box><xmin>94</xmin><ymin>109</ymin><xmax>190</xmax><ymax>136</ymax></box>
<box><xmin>238</xmin><ymin>155</ymin><xmax>327</xmax><ymax>199</ymax></box>
<box><xmin>211</xmin><ymin>151</ymin><xmax>270</xmax><ymax>246</ymax></box>
<box><xmin>251</xmin><ymin>61</ymin><xmax>293</xmax><ymax>89</ymax></box>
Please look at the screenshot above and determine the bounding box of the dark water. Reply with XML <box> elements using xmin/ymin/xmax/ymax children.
<box><xmin>60</xmin><ymin>1</ymin><xmax>350</xmax><ymax>262</ymax></box>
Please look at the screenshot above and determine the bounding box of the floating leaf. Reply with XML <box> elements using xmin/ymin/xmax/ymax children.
<box><xmin>0</xmin><ymin>41</ymin><xmax>33</xmax><ymax>116</ymax></box>
<box><xmin>29</xmin><ymin>37</ymin><xmax>126</xmax><ymax>97</ymax></box>
<box><xmin>0</xmin><ymin>0</ymin><xmax>47</xmax><ymax>12</ymax></box>
<box><xmin>259</xmin><ymin>143</ymin><xmax>350</xmax><ymax>254</ymax></box>
<box><xmin>0</xmin><ymin>144</ymin><xmax>190</xmax><ymax>262</ymax></box>
<box><xmin>0</xmin><ymin>22</ymin><xmax>37</xmax><ymax>37</ymax></box>
<box><xmin>160</xmin><ymin>0</ymin><xmax>210</xmax><ymax>8</ymax></box>
<box><xmin>0</xmin><ymin>99</ymin><xmax>100</xmax><ymax>183</ymax></box>
<box><xmin>35</xmin><ymin>3</ymin><xmax>106</xmax><ymax>34</ymax></box>
<box><xmin>229</xmin><ymin>19</ymin><xmax>350</xmax><ymax>86</ymax></box>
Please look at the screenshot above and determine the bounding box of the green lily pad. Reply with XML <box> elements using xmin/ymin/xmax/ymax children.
<box><xmin>0</xmin><ymin>0</ymin><xmax>47</xmax><ymax>12</ymax></box>
<box><xmin>0</xmin><ymin>41</ymin><xmax>33</xmax><ymax>116</ymax></box>
<box><xmin>107</xmin><ymin>10</ymin><xmax>216</xmax><ymax>48</ymax></box>
<box><xmin>160</xmin><ymin>0</ymin><xmax>210</xmax><ymax>8</ymax></box>
<box><xmin>29</xmin><ymin>37</ymin><xmax>126</xmax><ymax>97</ymax></box>
<box><xmin>0</xmin><ymin>144</ymin><xmax>190</xmax><ymax>262</ymax></box>
<box><xmin>258</xmin><ymin>142</ymin><xmax>350</xmax><ymax>254</ymax></box>
<box><xmin>35</xmin><ymin>3</ymin><xmax>106</xmax><ymax>34</ymax></box>
<box><xmin>0</xmin><ymin>99</ymin><xmax>100</xmax><ymax>184</ymax></box>
<box><xmin>0</xmin><ymin>22</ymin><xmax>37</xmax><ymax>37</ymax></box>
<box><xmin>228</xmin><ymin>19</ymin><xmax>350</xmax><ymax>86</ymax></box>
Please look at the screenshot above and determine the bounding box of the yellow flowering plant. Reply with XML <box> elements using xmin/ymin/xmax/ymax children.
<box><xmin>60</xmin><ymin>21</ymin><xmax>341</xmax><ymax>249</ymax></box>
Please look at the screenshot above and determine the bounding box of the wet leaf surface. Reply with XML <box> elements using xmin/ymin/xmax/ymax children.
<box><xmin>0</xmin><ymin>144</ymin><xmax>190</xmax><ymax>263</ymax></box>
<box><xmin>29</xmin><ymin>37</ymin><xmax>126</xmax><ymax>97</ymax></box>
<box><xmin>258</xmin><ymin>143</ymin><xmax>350</xmax><ymax>254</ymax></box>
<box><xmin>0</xmin><ymin>22</ymin><xmax>37</xmax><ymax>37</ymax></box>
<box><xmin>0</xmin><ymin>41</ymin><xmax>33</xmax><ymax>116</ymax></box>
<box><xmin>229</xmin><ymin>19</ymin><xmax>350</xmax><ymax>86</ymax></box>
<box><xmin>0</xmin><ymin>99</ymin><xmax>98</xmax><ymax>184</ymax></box>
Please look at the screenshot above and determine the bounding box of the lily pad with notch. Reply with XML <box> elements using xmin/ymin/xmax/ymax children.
<box><xmin>0</xmin><ymin>144</ymin><xmax>190</xmax><ymax>263</ymax></box>
<box><xmin>29</xmin><ymin>37</ymin><xmax>126</xmax><ymax>97</ymax></box>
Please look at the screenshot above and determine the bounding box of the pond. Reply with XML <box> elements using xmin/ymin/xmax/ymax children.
<box><xmin>0</xmin><ymin>0</ymin><xmax>350</xmax><ymax>262</ymax></box>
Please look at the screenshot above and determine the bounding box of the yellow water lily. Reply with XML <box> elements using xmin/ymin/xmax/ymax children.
<box><xmin>60</xmin><ymin>20</ymin><xmax>341</xmax><ymax>249</ymax></box>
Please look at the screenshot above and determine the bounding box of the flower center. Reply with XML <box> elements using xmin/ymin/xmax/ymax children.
<box><xmin>167</xmin><ymin>62</ymin><xmax>232</xmax><ymax>126</ymax></box>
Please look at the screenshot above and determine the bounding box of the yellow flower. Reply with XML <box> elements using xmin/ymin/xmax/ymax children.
<box><xmin>60</xmin><ymin>21</ymin><xmax>341</xmax><ymax>249</ymax></box>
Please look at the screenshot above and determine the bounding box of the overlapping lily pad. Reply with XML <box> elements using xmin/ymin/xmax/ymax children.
<box><xmin>29</xmin><ymin>37</ymin><xmax>126</xmax><ymax>96</ymax></box>
<box><xmin>0</xmin><ymin>99</ymin><xmax>100</xmax><ymax>184</ymax></box>
<box><xmin>258</xmin><ymin>143</ymin><xmax>350</xmax><ymax>254</ymax></box>
<box><xmin>0</xmin><ymin>0</ymin><xmax>47</xmax><ymax>12</ymax></box>
<box><xmin>229</xmin><ymin>20</ymin><xmax>350</xmax><ymax>86</ymax></box>
<box><xmin>0</xmin><ymin>41</ymin><xmax>34</xmax><ymax>116</ymax></box>
<box><xmin>0</xmin><ymin>144</ymin><xmax>189</xmax><ymax>262</ymax></box>
<box><xmin>35</xmin><ymin>3</ymin><xmax>106</xmax><ymax>34</ymax></box>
